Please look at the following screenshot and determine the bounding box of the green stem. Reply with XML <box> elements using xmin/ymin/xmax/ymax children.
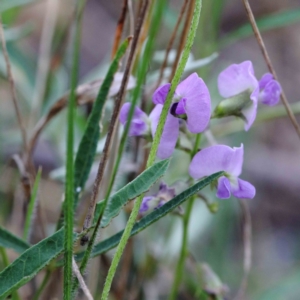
<box><xmin>168</xmin><ymin>198</ymin><xmax>195</xmax><ymax>300</ymax></box>
<box><xmin>0</xmin><ymin>247</ymin><xmax>21</xmax><ymax>300</ymax></box>
<box><xmin>32</xmin><ymin>270</ymin><xmax>51</xmax><ymax>300</ymax></box>
<box><xmin>23</xmin><ymin>167</ymin><xmax>42</xmax><ymax>242</ymax></box>
<box><xmin>63</xmin><ymin>1</ymin><xmax>85</xmax><ymax>299</ymax></box>
<box><xmin>100</xmin><ymin>1</ymin><xmax>203</xmax><ymax>299</ymax></box>
<box><xmin>168</xmin><ymin>132</ymin><xmax>202</xmax><ymax>299</ymax></box>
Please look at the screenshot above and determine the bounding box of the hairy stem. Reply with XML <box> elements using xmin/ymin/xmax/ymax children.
<box><xmin>100</xmin><ymin>0</ymin><xmax>202</xmax><ymax>299</ymax></box>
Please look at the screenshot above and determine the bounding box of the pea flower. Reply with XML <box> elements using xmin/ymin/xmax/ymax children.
<box><xmin>139</xmin><ymin>182</ymin><xmax>176</xmax><ymax>216</ymax></box>
<box><xmin>189</xmin><ymin>144</ymin><xmax>255</xmax><ymax>199</ymax></box>
<box><xmin>215</xmin><ymin>61</ymin><xmax>259</xmax><ymax>131</ymax></box>
<box><xmin>150</xmin><ymin>72</ymin><xmax>211</xmax><ymax>158</ymax></box>
<box><xmin>258</xmin><ymin>73</ymin><xmax>281</xmax><ymax>106</ymax></box>
<box><xmin>119</xmin><ymin>102</ymin><xmax>149</xmax><ymax>136</ymax></box>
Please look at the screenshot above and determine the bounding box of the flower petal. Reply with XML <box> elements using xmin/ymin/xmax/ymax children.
<box><xmin>243</xmin><ymin>87</ymin><xmax>259</xmax><ymax>131</ymax></box>
<box><xmin>231</xmin><ymin>178</ymin><xmax>256</xmax><ymax>199</ymax></box>
<box><xmin>120</xmin><ymin>103</ymin><xmax>148</xmax><ymax>136</ymax></box>
<box><xmin>149</xmin><ymin>104</ymin><xmax>179</xmax><ymax>159</ymax></box>
<box><xmin>217</xmin><ymin>176</ymin><xmax>231</xmax><ymax>199</ymax></box>
<box><xmin>175</xmin><ymin>73</ymin><xmax>211</xmax><ymax>133</ymax></box>
<box><xmin>189</xmin><ymin>144</ymin><xmax>244</xmax><ymax>179</ymax></box>
<box><xmin>259</xmin><ymin>73</ymin><xmax>273</xmax><ymax>90</ymax></box>
<box><xmin>260</xmin><ymin>80</ymin><xmax>281</xmax><ymax>106</ymax></box>
<box><xmin>218</xmin><ymin>61</ymin><xmax>258</xmax><ymax>98</ymax></box>
<box><xmin>175</xmin><ymin>98</ymin><xmax>186</xmax><ymax>114</ymax></box>
<box><xmin>152</xmin><ymin>83</ymin><xmax>171</xmax><ymax>105</ymax></box>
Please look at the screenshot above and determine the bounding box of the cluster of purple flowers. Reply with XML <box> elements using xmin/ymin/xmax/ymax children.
<box><xmin>120</xmin><ymin>61</ymin><xmax>281</xmax><ymax>214</ymax></box>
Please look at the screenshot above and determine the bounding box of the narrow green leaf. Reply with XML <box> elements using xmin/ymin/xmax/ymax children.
<box><xmin>94</xmin><ymin>159</ymin><xmax>170</xmax><ymax>228</ymax></box>
<box><xmin>23</xmin><ymin>167</ymin><xmax>42</xmax><ymax>241</ymax></box>
<box><xmin>73</xmin><ymin>38</ymin><xmax>130</xmax><ymax>208</ymax></box>
<box><xmin>0</xmin><ymin>227</ymin><xmax>30</xmax><ymax>254</ymax></box>
<box><xmin>77</xmin><ymin>171</ymin><xmax>223</xmax><ymax>260</ymax></box>
<box><xmin>0</xmin><ymin>229</ymin><xmax>78</xmax><ymax>299</ymax></box>
<box><xmin>222</xmin><ymin>8</ymin><xmax>300</xmax><ymax>46</ymax></box>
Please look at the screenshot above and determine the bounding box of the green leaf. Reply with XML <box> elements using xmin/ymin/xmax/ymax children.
<box><xmin>0</xmin><ymin>227</ymin><xmax>30</xmax><ymax>254</ymax></box>
<box><xmin>0</xmin><ymin>229</ymin><xmax>78</xmax><ymax>299</ymax></box>
<box><xmin>222</xmin><ymin>8</ymin><xmax>300</xmax><ymax>46</ymax></box>
<box><xmin>94</xmin><ymin>159</ymin><xmax>170</xmax><ymax>228</ymax></box>
<box><xmin>73</xmin><ymin>38</ymin><xmax>130</xmax><ymax>208</ymax></box>
<box><xmin>77</xmin><ymin>171</ymin><xmax>223</xmax><ymax>260</ymax></box>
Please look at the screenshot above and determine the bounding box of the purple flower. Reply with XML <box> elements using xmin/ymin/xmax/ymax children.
<box><xmin>258</xmin><ymin>73</ymin><xmax>281</xmax><ymax>106</ymax></box>
<box><xmin>120</xmin><ymin>102</ymin><xmax>149</xmax><ymax>136</ymax></box>
<box><xmin>189</xmin><ymin>144</ymin><xmax>255</xmax><ymax>199</ymax></box>
<box><xmin>139</xmin><ymin>182</ymin><xmax>176</xmax><ymax>216</ymax></box>
<box><xmin>150</xmin><ymin>72</ymin><xmax>211</xmax><ymax>158</ymax></box>
<box><xmin>218</xmin><ymin>61</ymin><xmax>259</xmax><ymax>131</ymax></box>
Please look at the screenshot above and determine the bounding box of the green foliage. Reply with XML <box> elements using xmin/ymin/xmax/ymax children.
<box><xmin>78</xmin><ymin>171</ymin><xmax>223</xmax><ymax>260</ymax></box>
<box><xmin>94</xmin><ymin>159</ymin><xmax>170</xmax><ymax>228</ymax></box>
<box><xmin>73</xmin><ymin>38</ymin><xmax>130</xmax><ymax>208</ymax></box>
<box><xmin>0</xmin><ymin>229</ymin><xmax>78</xmax><ymax>299</ymax></box>
<box><xmin>0</xmin><ymin>227</ymin><xmax>29</xmax><ymax>254</ymax></box>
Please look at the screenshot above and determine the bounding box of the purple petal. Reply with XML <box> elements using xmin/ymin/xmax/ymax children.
<box><xmin>217</xmin><ymin>176</ymin><xmax>231</xmax><ymax>199</ymax></box>
<box><xmin>260</xmin><ymin>80</ymin><xmax>281</xmax><ymax>106</ymax></box>
<box><xmin>175</xmin><ymin>99</ymin><xmax>186</xmax><ymax>114</ymax></box>
<box><xmin>189</xmin><ymin>144</ymin><xmax>244</xmax><ymax>179</ymax></box>
<box><xmin>139</xmin><ymin>196</ymin><xmax>154</xmax><ymax>213</ymax></box>
<box><xmin>242</xmin><ymin>87</ymin><xmax>259</xmax><ymax>131</ymax></box>
<box><xmin>259</xmin><ymin>73</ymin><xmax>273</xmax><ymax>89</ymax></box>
<box><xmin>120</xmin><ymin>103</ymin><xmax>148</xmax><ymax>136</ymax></box>
<box><xmin>149</xmin><ymin>104</ymin><xmax>179</xmax><ymax>159</ymax></box>
<box><xmin>231</xmin><ymin>178</ymin><xmax>256</xmax><ymax>199</ymax></box>
<box><xmin>152</xmin><ymin>83</ymin><xmax>171</xmax><ymax>105</ymax></box>
<box><xmin>175</xmin><ymin>73</ymin><xmax>211</xmax><ymax>133</ymax></box>
<box><xmin>218</xmin><ymin>61</ymin><xmax>258</xmax><ymax>98</ymax></box>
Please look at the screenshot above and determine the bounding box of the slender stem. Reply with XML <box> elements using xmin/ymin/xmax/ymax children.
<box><xmin>0</xmin><ymin>247</ymin><xmax>21</xmax><ymax>300</ymax></box>
<box><xmin>0</xmin><ymin>16</ymin><xmax>28</xmax><ymax>152</ymax></box>
<box><xmin>242</xmin><ymin>0</ymin><xmax>300</xmax><ymax>139</ymax></box>
<box><xmin>23</xmin><ymin>167</ymin><xmax>42</xmax><ymax>242</ymax></box>
<box><xmin>168</xmin><ymin>198</ymin><xmax>195</xmax><ymax>300</ymax></box>
<box><xmin>169</xmin><ymin>132</ymin><xmax>201</xmax><ymax>299</ymax></box>
<box><xmin>28</xmin><ymin>0</ymin><xmax>58</xmax><ymax>129</ymax></box>
<box><xmin>32</xmin><ymin>270</ymin><xmax>51</xmax><ymax>300</ymax></box>
<box><xmin>81</xmin><ymin>0</ymin><xmax>147</xmax><ymax>235</ymax></box>
<box><xmin>111</xmin><ymin>0</ymin><xmax>128</xmax><ymax>60</ymax></box>
<box><xmin>63</xmin><ymin>1</ymin><xmax>85</xmax><ymax>299</ymax></box>
<box><xmin>100</xmin><ymin>1</ymin><xmax>202</xmax><ymax>298</ymax></box>
<box><xmin>156</xmin><ymin>0</ymin><xmax>188</xmax><ymax>88</ymax></box>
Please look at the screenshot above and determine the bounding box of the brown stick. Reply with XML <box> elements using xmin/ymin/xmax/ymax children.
<box><xmin>82</xmin><ymin>0</ymin><xmax>149</xmax><ymax>235</ymax></box>
<box><xmin>0</xmin><ymin>17</ymin><xmax>28</xmax><ymax>151</ymax></box>
<box><xmin>156</xmin><ymin>0</ymin><xmax>189</xmax><ymax>88</ymax></box>
<box><xmin>242</xmin><ymin>0</ymin><xmax>300</xmax><ymax>139</ymax></box>
<box><xmin>169</xmin><ymin>0</ymin><xmax>195</xmax><ymax>81</ymax></box>
<box><xmin>111</xmin><ymin>0</ymin><xmax>128</xmax><ymax>60</ymax></box>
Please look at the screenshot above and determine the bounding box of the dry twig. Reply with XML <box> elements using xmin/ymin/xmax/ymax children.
<box><xmin>242</xmin><ymin>0</ymin><xmax>300</xmax><ymax>139</ymax></box>
<box><xmin>0</xmin><ymin>17</ymin><xmax>28</xmax><ymax>151</ymax></box>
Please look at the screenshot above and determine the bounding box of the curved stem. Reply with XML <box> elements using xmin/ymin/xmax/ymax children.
<box><xmin>168</xmin><ymin>197</ymin><xmax>195</xmax><ymax>300</ymax></box>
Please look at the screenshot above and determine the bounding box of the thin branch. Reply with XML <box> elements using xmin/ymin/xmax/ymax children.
<box><xmin>234</xmin><ymin>199</ymin><xmax>252</xmax><ymax>300</ymax></box>
<box><xmin>157</xmin><ymin>0</ymin><xmax>189</xmax><ymax>88</ymax></box>
<box><xmin>72</xmin><ymin>257</ymin><xmax>94</xmax><ymax>300</ymax></box>
<box><xmin>28</xmin><ymin>0</ymin><xmax>59</xmax><ymax>129</ymax></box>
<box><xmin>242</xmin><ymin>0</ymin><xmax>300</xmax><ymax>139</ymax></box>
<box><xmin>0</xmin><ymin>17</ymin><xmax>28</xmax><ymax>151</ymax></box>
<box><xmin>128</xmin><ymin>0</ymin><xmax>134</xmax><ymax>36</ymax></box>
<box><xmin>111</xmin><ymin>0</ymin><xmax>128</xmax><ymax>60</ymax></box>
<box><xmin>81</xmin><ymin>0</ymin><xmax>149</xmax><ymax>244</ymax></box>
<box><xmin>169</xmin><ymin>0</ymin><xmax>194</xmax><ymax>81</ymax></box>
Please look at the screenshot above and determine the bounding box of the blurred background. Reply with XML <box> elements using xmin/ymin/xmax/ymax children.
<box><xmin>1</xmin><ymin>0</ymin><xmax>300</xmax><ymax>299</ymax></box>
